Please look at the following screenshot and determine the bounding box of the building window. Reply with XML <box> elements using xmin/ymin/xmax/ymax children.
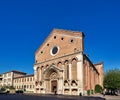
<box><xmin>8</xmin><ymin>78</ymin><xmax>11</xmax><ymax>82</ymax></box>
<box><xmin>27</xmin><ymin>85</ymin><xmax>29</xmax><ymax>88</ymax></box>
<box><xmin>30</xmin><ymin>85</ymin><xmax>32</xmax><ymax>89</ymax></box>
<box><xmin>4</xmin><ymin>79</ymin><xmax>6</xmax><ymax>82</ymax></box>
<box><xmin>30</xmin><ymin>77</ymin><xmax>32</xmax><ymax>81</ymax></box>
<box><xmin>52</xmin><ymin>46</ymin><xmax>58</xmax><ymax>54</ymax></box>
<box><xmin>4</xmin><ymin>74</ymin><xmax>7</xmax><ymax>77</ymax></box>
<box><xmin>40</xmin><ymin>51</ymin><xmax>43</xmax><ymax>54</ymax></box>
<box><xmin>70</xmin><ymin>39</ymin><xmax>74</xmax><ymax>43</ymax></box>
<box><xmin>67</xmin><ymin>65</ymin><xmax>69</xmax><ymax>79</ymax></box>
<box><xmin>22</xmin><ymin>78</ymin><xmax>24</xmax><ymax>82</ymax></box>
<box><xmin>71</xmin><ymin>59</ymin><xmax>77</xmax><ymax>79</ymax></box>
<box><xmin>50</xmin><ymin>46</ymin><xmax>59</xmax><ymax>56</ymax></box>
<box><xmin>8</xmin><ymin>73</ymin><xmax>11</xmax><ymax>76</ymax></box>
<box><xmin>47</xmin><ymin>43</ymin><xmax>49</xmax><ymax>46</ymax></box>
<box><xmin>61</xmin><ymin>37</ymin><xmax>64</xmax><ymax>40</ymax></box>
<box><xmin>54</xmin><ymin>36</ymin><xmax>56</xmax><ymax>39</ymax></box>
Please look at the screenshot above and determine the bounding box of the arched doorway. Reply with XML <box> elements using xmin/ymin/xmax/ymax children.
<box><xmin>51</xmin><ymin>80</ymin><xmax>57</xmax><ymax>93</ymax></box>
<box><xmin>43</xmin><ymin>65</ymin><xmax>63</xmax><ymax>94</ymax></box>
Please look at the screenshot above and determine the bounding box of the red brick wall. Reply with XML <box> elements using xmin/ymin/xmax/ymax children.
<box><xmin>35</xmin><ymin>29</ymin><xmax>84</xmax><ymax>63</ymax></box>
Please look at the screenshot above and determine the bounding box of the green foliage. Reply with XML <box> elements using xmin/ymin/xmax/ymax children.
<box><xmin>87</xmin><ymin>90</ymin><xmax>90</xmax><ymax>95</ymax></box>
<box><xmin>91</xmin><ymin>90</ymin><xmax>94</xmax><ymax>94</ymax></box>
<box><xmin>104</xmin><ymin>69</ymin><xmax>120</xmax><ymax>90</ymax></box>
<box><xmin>1</xmin><ymin>87</ymin><xmax>6</xmax><ymax>91</ymax></box>
<box><xmin>95</xmin><ymin>84</ymin><xmax>102</xmax><ymax>93</ymax></box>
<box><xmin>87</xmin><ymin>90</ymin><xmax>94</xmax><ymax>95</ymax></box>
<box><xmin>0</xmin><ymin>86</ymin><xmax>15</xmax><ymax>91</ymax></box>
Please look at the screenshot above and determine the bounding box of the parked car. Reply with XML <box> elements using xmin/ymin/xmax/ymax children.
<box><xmin>0</xmin><ymin>90</ymin><xmax>9</xmax><ymax>94</ymax></box>
<box><xmin>16</xmin><ymin>90</ymin><xmax>23</xmax><ymax>94</ymax></box>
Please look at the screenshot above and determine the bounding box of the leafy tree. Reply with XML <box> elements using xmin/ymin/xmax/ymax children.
<box><xmin>87</xmin><ymin>90</ymin><xmax>90</xmax><ymax>95</ymax></box>
<box><xmin>91</xmin><ymin>90</ymin><xmax>94</xmax><ymax>94</ymax></box>
<box><xmin>1</xmin><ymin>87</ymin><xmax>6</xmax><ymax>91</ymax></box>
<box><xmin>104</xmin><ymin>69</ymin><xmax>120</xmax><ymax>94</ymax></box>
<box><xmin>95</xmin><ymin>84</ymin><xmax>102</xmax><ymax>93</ymax></box>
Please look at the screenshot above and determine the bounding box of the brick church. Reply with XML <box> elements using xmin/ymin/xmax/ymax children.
<box><xmin>33</xmin><ymin>29</ymin><xmax>104</xmax><ymax>95</ymax></box>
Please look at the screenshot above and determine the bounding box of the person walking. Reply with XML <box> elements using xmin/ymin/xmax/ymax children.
<box><xmin>103</xmin><ymin>89</ymin><xmax>106</xmax><ymax>96</ymax></box>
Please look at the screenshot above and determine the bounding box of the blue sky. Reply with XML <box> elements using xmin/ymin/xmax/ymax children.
<box><xmin>0</xmin><ymin>0</ymin><xmax>120</xmax><ymax>74</ymax></box>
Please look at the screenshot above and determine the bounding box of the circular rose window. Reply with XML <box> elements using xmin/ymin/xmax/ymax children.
<box><xmin>50</xmin><ymin>46</ymin><xmax>59</xmax><ymax>56</ymax></box>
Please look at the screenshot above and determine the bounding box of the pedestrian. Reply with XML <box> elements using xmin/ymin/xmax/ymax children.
<box><xmin>54</xmin><ymin>90</ymin><xmax>57</xmax><ymax>95</ymax></box>
<box><xmin>103</xmin><ymin>89</ymin><xmax>106</xmax><ymax>96</ymax></box>
<box><xmin>79</xmin><ymin>92</ymin><xmax>82</xmax><ymax>96</ymax></box>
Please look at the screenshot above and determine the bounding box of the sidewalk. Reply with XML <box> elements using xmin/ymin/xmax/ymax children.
<box><xmin>90</xmin><ymin>94</ymin><xmax>120</xmax><ymax>100</ymax></box>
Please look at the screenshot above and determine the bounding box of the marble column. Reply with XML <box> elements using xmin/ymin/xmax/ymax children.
<box><xmin>69</xmin><ymin>63</ymin><xmax>72</xmax><ymax>95</ymax></box>
<box><xmin>33</xmin><ymin>66</ymin><xmax>37</xmax><ymax>93</ymax></box>
<box><xmin>33</xmin><ymin>66</ymin><xmax>37</xmax><ymax>81</ymax></box>
<box><xmin>69</xmin><ymin>64</ymin><xmax>72</xmax><ymax>80</ymax></box>
<box><xmin>76</xmin><ymin>52</ymin><xmax>84</xmax><ymax>95</ymax></box>
<box><xmin>39</xmin><ymin>68</ymin><xmax>41</xmax><ymax>80</ymax></box>
<box><xmin>58</xmin><ymin>77</ymin><xmax>63</xmax><ymax>94</ymax></box>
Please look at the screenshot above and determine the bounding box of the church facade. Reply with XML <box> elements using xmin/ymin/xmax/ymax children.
<box><xmin>33</xmin><ymin>29</ymin><xmax>104</xmax><ymax>95</ymax></box>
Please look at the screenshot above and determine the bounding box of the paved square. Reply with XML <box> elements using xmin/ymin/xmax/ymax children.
<box><xmin>0</xmin><ymin>94</ymin><xmax>105</xmax><ymax>100</ymax></box>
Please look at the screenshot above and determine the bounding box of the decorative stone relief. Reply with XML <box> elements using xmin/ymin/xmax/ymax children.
<box><xmin>50</xmin><ymin>72</ymin><xmax>57</xmax><ymax>79</ymax></box>
<box><xmin>35</xmin><ymin>81</ymin><xmax>38</xmax><ymax>86</ymax></box>
<box><xmin>72</xmin><ymin>89</ymin><xmax>78</xmax><ymax>95</ymax></box>
<box><xmin>71</xmin><ymin>80</ymin><xmax>78</xmax><ymax>87</ymax></box>
<box><xmin>39</xmin><ymin>81</ymin><xmax>42</xmax><ymax>86</ymax></box>
<box><xmin>64</xmin><ymin>80</ymin><xmax>70</xmax><ymax>86</ymax></box>
<box><xmin>64</xmin><ymin>89</ymin><xmax>70</xmax><ymax>94</ymax></box>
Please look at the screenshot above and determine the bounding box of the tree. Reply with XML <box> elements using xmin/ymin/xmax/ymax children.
<box><xmin>104</xmin><ymin>69</ymin><xmax>120</xmax><ymax>95</ymax></box>
<box><xmin>95</xmin><ymin>84</ymin><xmax>102</xmax><ymax>93</ymax></box>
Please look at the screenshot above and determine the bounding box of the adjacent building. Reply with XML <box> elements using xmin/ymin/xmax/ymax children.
<box><xmin>0</xmin><ymin>70</ymin><xmax>26</xmax><ymax>86</ymax></box>
<box><xmin>13</xmin><ymin>74</ymin><xmax>34</xmax><ymax>93</ymax></box>
<box><xmin>33</xmin><ymin>29</ymin><xmax>104</xmax><ymax>95</ymax></box>
<box><xmin>0</xmin><ymin>70</ymin><xmax>34</xmax><ymax>93</ymax></box>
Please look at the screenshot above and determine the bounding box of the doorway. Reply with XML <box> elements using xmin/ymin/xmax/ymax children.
<box><xmin>51</xmin><ymin>80</ymin><xmax>57</xmax><ymax>93</ymax></box>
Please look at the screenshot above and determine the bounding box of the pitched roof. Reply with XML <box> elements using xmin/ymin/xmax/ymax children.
<box><xmin>14</xmin><ymin>74</ymin><xmax>34</xmax><ymax>79</ymax></box>
<box><xmin>35</xmin><ymin>28</ymin><xmax>84</xmax><ymax>54</ymax></box>
<box><xmin>94</xmin><ymin>62</ymin><xmax>104</xmax><ymax>66</ymax></box>
<box><xmin>0</xmin><ymin>70</ymin><xmax>26</xmax><ymax>75</ymax></box>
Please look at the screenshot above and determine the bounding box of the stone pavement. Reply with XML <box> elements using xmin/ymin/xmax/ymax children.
<box><xmin>1</xmin><ymin>93</ymin><xmax>119</xmax><ymax>100</ymax></box>
<box><xmin>0</xmin><ymin>93</ymin><xmax>105</xmax><ymax>100</ymax></box>
<box><xmin>90</xmin><ymin>94</ymin><xmax>120</xmax><ymax>100</ymax></box>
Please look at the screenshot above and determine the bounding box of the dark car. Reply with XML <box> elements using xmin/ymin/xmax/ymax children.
<box><xmin>16</xmin><ymin>90</ymin><xmax>23</xmax><ymax>94</ymax></box>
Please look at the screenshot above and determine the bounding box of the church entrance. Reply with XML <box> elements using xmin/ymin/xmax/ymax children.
<box><xmin>51</xmin><ymin>80</ymin><xmax>57</xmax><ymax>93</ymax></box>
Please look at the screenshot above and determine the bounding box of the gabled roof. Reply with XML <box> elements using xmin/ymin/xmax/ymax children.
<box><xmin>35</xmin><ymin>28</ymin><xmax>84</xmax><ymax>54</ymax></box>
<box><xmin>0</xmin><ymin>70</ymin><xmax>26</xmax><ymax>75</ymax></box>
<box><xmin>12</xmin><ymin>70</ymin><xmax>26</xmax><ymax>74</ymax></box>
<box><xmin>43</xmin><ymin>65</ymin><xmax>63</xmax><ymax>74</ymax></box>
<box><xmin>14</xmin><ymin>74</ymin><xmax>34</xmax><ymax>79</ymax></box>
<box><xmin>94</xmin><ymin>62</ymin><xmax>104</xmax><ymax>66</ymax></box>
